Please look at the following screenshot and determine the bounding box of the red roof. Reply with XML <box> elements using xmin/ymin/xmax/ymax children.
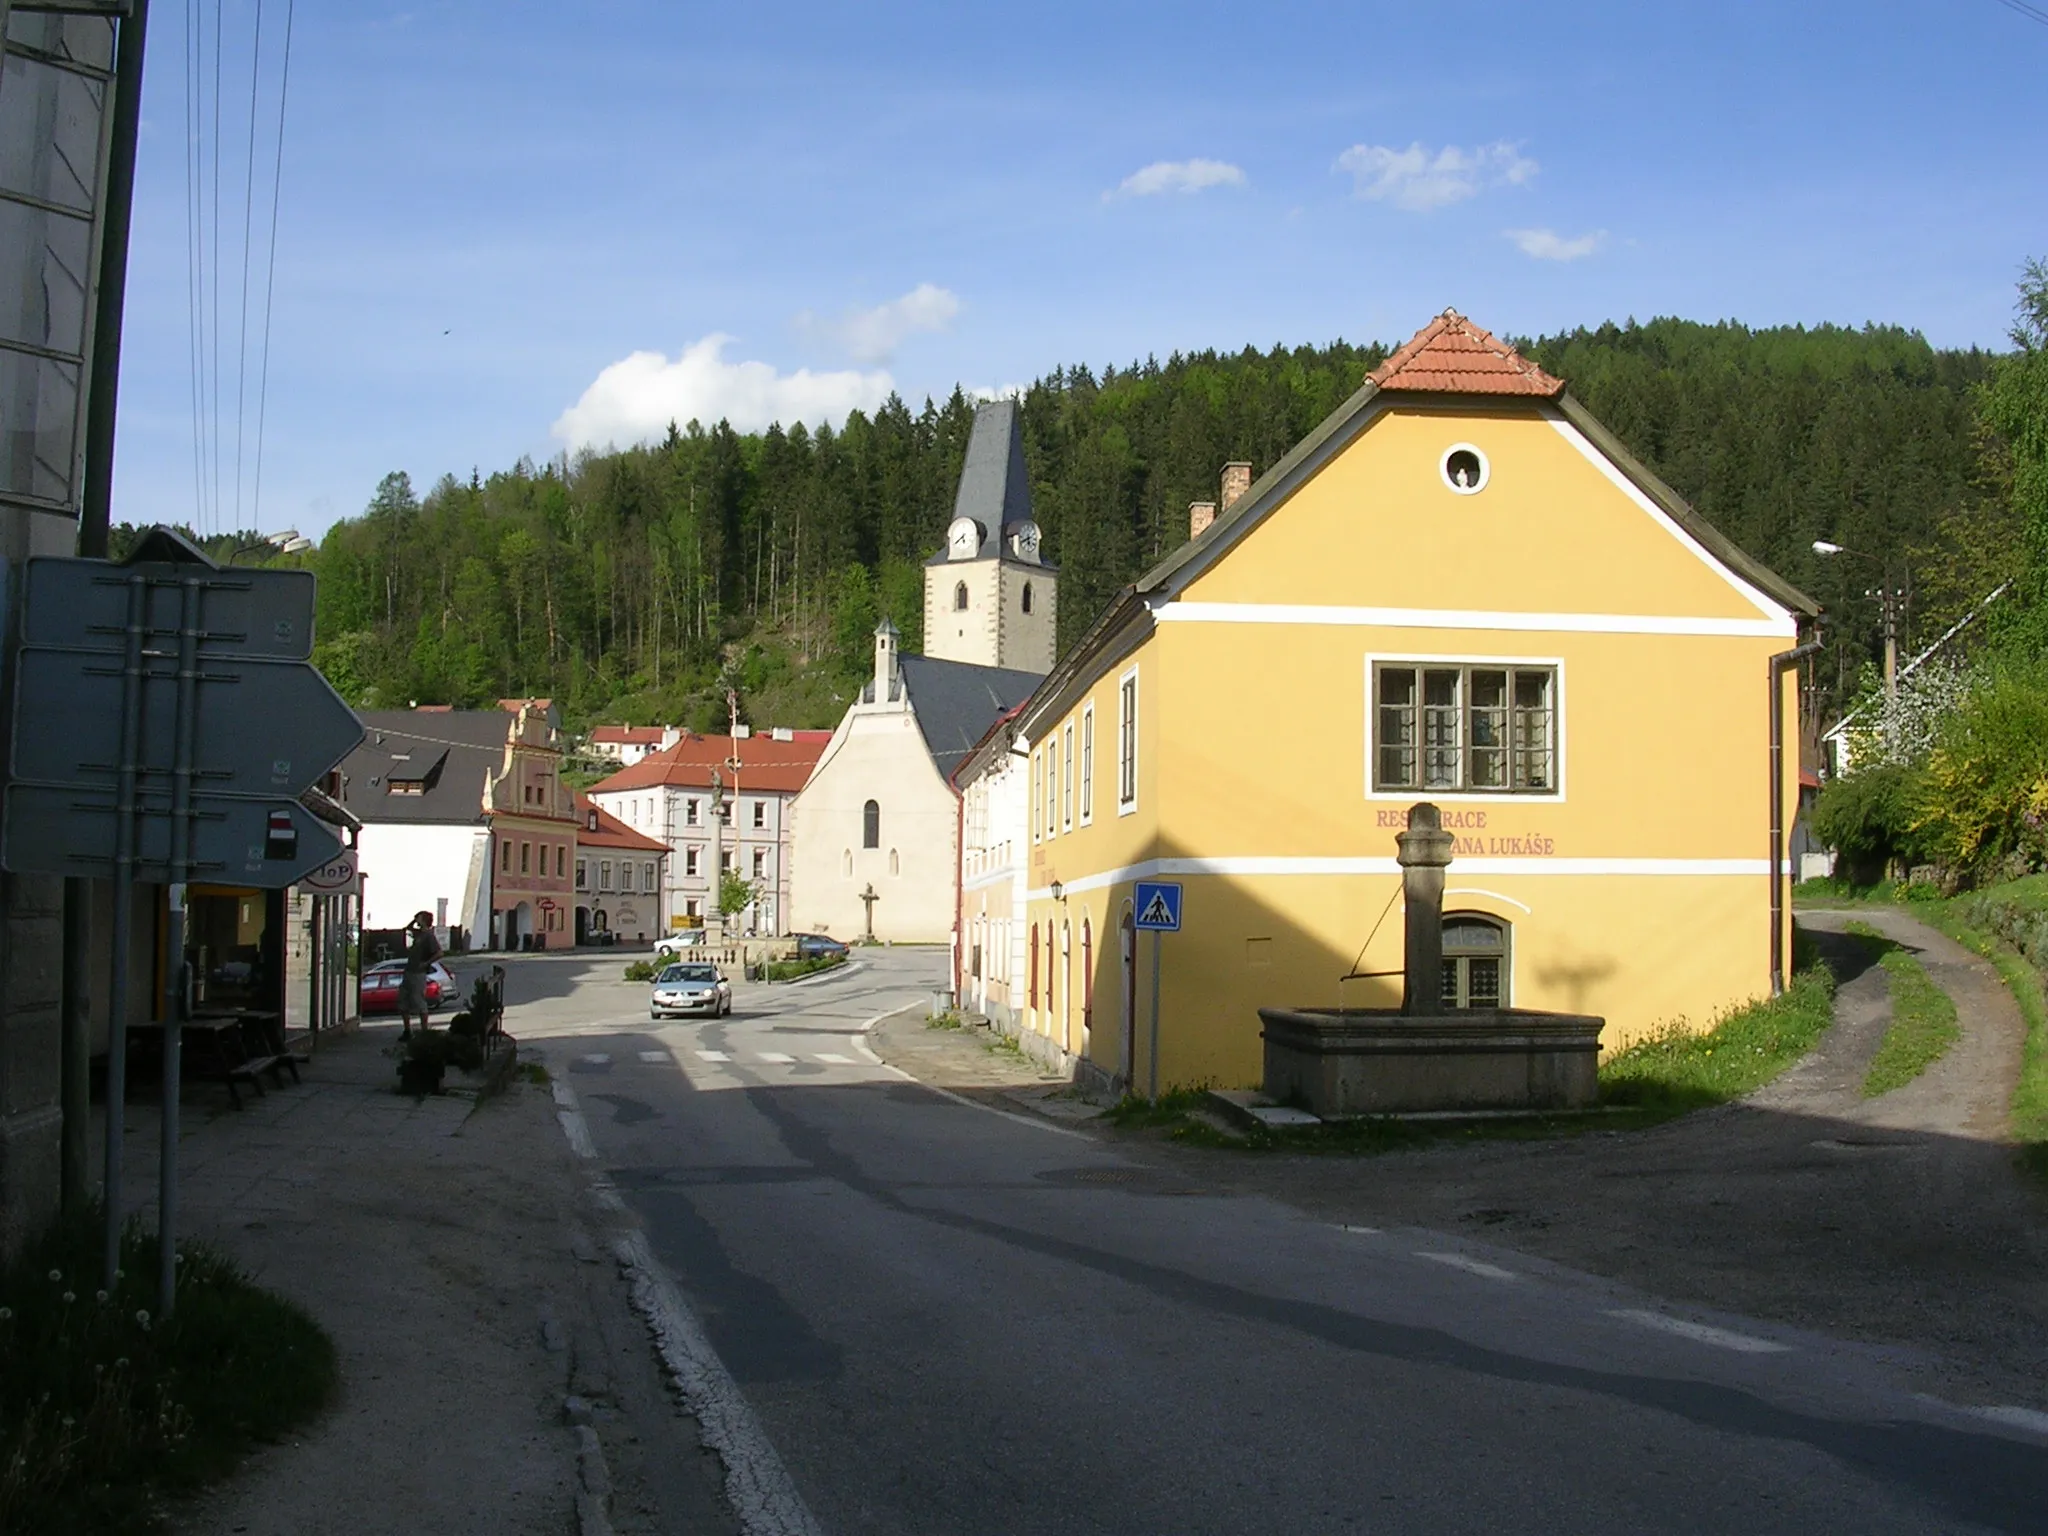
<box><xmin>590</xmin><ymin>725</ymin><xmax>669</xmax><ymax>746</ymax></box>
<box><xmin>573</xmin><ymin>792</ymin><xmax>669</xmax><ymax>853</ymax></box>
<box><xmin>589</xmin><ymin>731</ymin><xmax>829</xmax><ymax>796</ymax></box>
<box><xmin>1369</xmin><ymin>310</ymin><xmax>1565</xmax><ymax>397</ymax></box>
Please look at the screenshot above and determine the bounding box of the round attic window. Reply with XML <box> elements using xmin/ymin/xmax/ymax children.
<box><xmin>1441</xmin><ymin>444</ymin><xmax>1489</xmax><ymax>495</ymax></box>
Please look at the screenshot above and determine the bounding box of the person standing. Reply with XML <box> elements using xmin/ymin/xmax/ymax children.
<box><xmin>399</xmin><ymin>910</ymin><xmax>443</xmax><ymax>1037</ymax></box>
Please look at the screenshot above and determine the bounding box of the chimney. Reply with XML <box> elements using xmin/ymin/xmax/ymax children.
<box><xmin>1221</xmin><ymin>461</ymin><xmax>1253</xmax><ymax>512</ymax></box>
<box><xmin>1189</xmin><ymin>501</ymin><xmax>1217</xmax><ymax>541</ymax></box>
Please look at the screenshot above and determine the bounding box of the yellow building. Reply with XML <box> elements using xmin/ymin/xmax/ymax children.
<box><xmin>983</xmin><ymin>311</ymin><xmax>1820</xmax><ymax>1094</ymax></box>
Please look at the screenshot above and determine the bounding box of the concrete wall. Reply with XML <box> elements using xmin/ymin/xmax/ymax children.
<box><xmin>923</xmin><ymin>560</ymin><xmax>1003</xmax><ymax>668</ymax></box>
<box><xmin>998</xmin><ymin>560</ymin><xmax>1057</xmax><ymax>675</ymax></box>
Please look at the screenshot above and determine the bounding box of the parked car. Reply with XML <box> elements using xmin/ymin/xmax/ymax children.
<box><xmin>359</xmin><ymin>958</ymin><xmax>457</xmax><ymax>1015</ymax></box>
<box><xmin>653</xmin><ymin>929</ymin><xmax>709</xmax><ymax>960</ymax></box>
<box><xmin>791</xmin><ymin>933</ymin><xmax>849</xmax><ymax>961</ymax></box>
<box><xmin>650</xmin><ymin>962</ymin><xmax>731</xmax><ymax>1019</ymax></box>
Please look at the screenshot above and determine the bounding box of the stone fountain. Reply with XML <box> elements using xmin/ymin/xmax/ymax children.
<box><xmin>1257</xmin><ymin>804</ymin><xmax>1604</xmax><ymax>1116</ymax></box>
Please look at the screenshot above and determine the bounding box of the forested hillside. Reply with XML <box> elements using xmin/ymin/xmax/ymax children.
<box><xmin>191</xmin><ymin>318</ymin><xmax>2014</xmax><ymax>732</ymax></box>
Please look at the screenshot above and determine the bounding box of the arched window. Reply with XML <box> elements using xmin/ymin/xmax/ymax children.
<box><xmin>842</xmin><ymin>848</ymin><xmax>853</xmax><ymax>878</ymax></box>
<box><xmin>888</xmin><ymin>848</ymin><xmax>900</xmax><ymax>876</ymax></box>
<box><xmin>1021</xmin><ymin>581</ymin><xmax>1034</xmax><ymax>615</ymax></box>
<box><xmin>862</xmin><ymin>799</ymin><xmax>879</xmax><ymax>849</ymax></box>
<box><xmin>954</xmin><ymin>581</ymin><xmax>969</xmax><ymax>611</ymax></box>
<box><xmin>1442</xmin><ymin>914</ymin><xmax>1509</xmax><ymax>1009</ymax></box>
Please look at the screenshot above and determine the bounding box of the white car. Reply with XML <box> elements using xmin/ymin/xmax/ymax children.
<box><xmin>650</xmin><ymin>962</ymin><xmax>731</xmax><ymax>1019</ymax></box>
<box><xmin>653</xmin><ymin>930</ymin><xmax>708</xmax><ymax>960</ymax></box>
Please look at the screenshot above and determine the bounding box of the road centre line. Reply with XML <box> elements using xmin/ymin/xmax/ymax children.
<box><xmin>1969</xmin><ymin>1404</ymin><xmax>2048</xmax><ymax>1437</ymax></box>
<box><xmin>756</xmin><ymin>1052</ymin><xmax>796</xmax><ymax>1064</ymax></box>
<box><xmin>581</xmin><ymin>1053</ymin><xmax>610</xmax><ymax>1065</ymax></box>
<box><xmin>1415</xmin><ymin>1251</ymin><xmax>1517</xmax><ymax>1281</ymax></box>
<box><xmin>1337</xmin><ymin>1224</ymin><xmax>1381</xmax><ymax>1235</ymax></box>
<box><xmin>814</xmin><ymin>1053</ymin><xmax>855</xmax><ymax>1064</ymax></box>
<box><xmin>697</xmin><ymin>1050</ymin><xmax>730</xmax><ymax>1062</ymax></box>
<box><xmin>1607</xmin><ymin>1309</ymin><xmax>1790</xmax><ymax>1354</ymax></box>
<box><xmin>637</xmin><ymin>1050</ymin><xmax>668</xmax><ymax>1064</ymax></box>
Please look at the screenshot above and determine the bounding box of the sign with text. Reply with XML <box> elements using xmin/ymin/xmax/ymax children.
<box><xmin>1133</xmin><ymin>880</ymin><xmax>1183</xmax><ymax>932</ymax></box>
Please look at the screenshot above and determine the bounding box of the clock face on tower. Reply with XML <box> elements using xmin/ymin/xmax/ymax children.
<box><xmin>1011</xmin><ymin>521</ymin><xmax>1042</xmax><ymax>563</ymax></box>
<box><xmin>947</xmin><ymin>516</ymin><xmax>982</xmax><ymax>560</ymax></box>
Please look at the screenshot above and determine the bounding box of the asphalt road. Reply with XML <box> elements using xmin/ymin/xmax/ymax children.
<box><xmin>499</xmin><ymin>947</ymin><xmax>2048</xmax><ymax>1536</ymax></box>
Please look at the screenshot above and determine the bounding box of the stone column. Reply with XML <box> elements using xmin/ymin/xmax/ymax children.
<box><xmin>1397</xmin><ymin>803</ymin><xmax>1455</xmax><ymax>1016</ymax></box>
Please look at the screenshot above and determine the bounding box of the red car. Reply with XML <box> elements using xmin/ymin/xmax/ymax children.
<box><xmin>359</xmin><ymin>959</ymin><xmax>457</xmax><ymax>1015</ymax></box>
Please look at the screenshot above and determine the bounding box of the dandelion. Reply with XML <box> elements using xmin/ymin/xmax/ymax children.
<box><xmin>115</xmin><ymin>1357</ymin><xmax>128</xmax><ymax>1369</ymax></box>
<box><xmin>61</xmin><ymin>1291</ymin><xmax>75</xmax><ymax>1304</ymax></box>
<box><xmin>47</xmin><ymin>1269</ymin><xmax>61</xmax><ymax>1283</ymax></box>
<box><xmin>135</xmin><ymin>1309</ymin><xmax>150</xmax><ymax>1327</ymax></box>
<box><xmin>0</xmin><ymin>1307</ymin><xmax>12</xmax><ymax>1321</ymax></box>
<box><xmin>96</xmin><ymin>1289</ymin><xmax>108</xmax><ymax>1303</ymax></box>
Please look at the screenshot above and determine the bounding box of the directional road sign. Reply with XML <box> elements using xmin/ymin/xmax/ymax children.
<box><xmin>1133</xmin><ymin>880</ymin><xmax>1183</xmax><ymax>932</ymax></box>
<box><xmin>3</xmin><ymin>785</ymin><xmax>342</xmax><ymax>886</ymax></box>
<box><xmin>9</xmin><ymin>645</ymin><xmax>362</xmax><ymax>795</ymax></box>
<box><xmin>20</xmin><ymin>557</ymin><xmax>318</xmax><ymax>659</ymax></box>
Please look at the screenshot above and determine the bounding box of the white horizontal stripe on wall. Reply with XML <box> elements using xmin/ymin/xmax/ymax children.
<box><xmin>1027</xmin><ymin>855</ymin><xmax>1775</xmax><ymax>901</ymax></box>
<box><xmin>1153</xmin><ymin>602</ymin><xmax>1795</xmax><ymax>639</ymax></box>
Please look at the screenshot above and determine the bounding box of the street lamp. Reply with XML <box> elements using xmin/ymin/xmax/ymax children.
<box><xmin>228</xmin><ymin>528</ymin><xmax>313</xmax><ymax>563</ymax></box>
<box><xmin>1811</xmin><ymin>539</ymin><xmax>1906</xmax><ymax>700</ymax></box>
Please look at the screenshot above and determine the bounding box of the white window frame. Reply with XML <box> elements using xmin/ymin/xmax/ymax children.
<box><xmin>1079</xmin><ymin>704</ymin><xmax>1094</xmax><ymax>826</ymax></box>
<box><xmin>574</xmin><ymin>858</ymin><xmax>588</xmax><ymax>891</ymax></box>
<box><xmin>1061</xmin><ymin>723</ymin><xmax>1075</xmax><ymax>832</ymax></box>
<box><xmin>1363</xmin><ymin>653</ymin><xmax>1567</xmax><ymax>802</ymax></box>
<box><xmin>1031</xmin><ymin>749</ymin><xmax>1043</xmax><ymax>843</ymax></box>
<box><xmin>643</xmin><ymin>861</ymin><xmax>656</xmax><ymax>890</ymax></box>
<box><xmin>685</xmin><ymin>798</ymin><xmax>700</xmax><ymax>826</ymax></box>
<box><xmin>1045</xmin><ymin>737</ymin><xmax>1058</xmax><ymax>841</ymax></box>
<box><xmin>684</xmin><ymin>847</ymin><xmax>700</xmax><ymax>877</ymax></box>
<box><xmin>599</xmin><ymin>858</ymin><xmax>613</xmax><ymax>889</ymax></box>
<box><xmin>1117</xmin><ymin>666</ymin><xmax>1139</xmax><ymax>816</ymax></box>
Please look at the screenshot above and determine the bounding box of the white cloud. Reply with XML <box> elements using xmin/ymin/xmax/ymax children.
<box><xmin>968</xmin><ymin>382</ymin><xmax>1028</xmax><ymax>402</ymax></box>
<box><xmin>793</xmin><ymin>282</ymin><xmax>961</xmax><ymax>365</ymax></box>
<box><xmin>551</xmin><ymin>335</ymin><xmax>892</xmax><ymax>448</ymax></box>
<box><xmin>1333</xmin><ymin>140</ymin><xmax>1537</xmax><ymax>210</ymax></box>
<box><xmin>1108</xmin><ymin>158</ymin><xmax>1248</xmax><ymax>199</ymax></box>
<box><xmin>1506</xmin><ymin>227</ymin><xmax>1607</xmax><ymax>262</ymax></box>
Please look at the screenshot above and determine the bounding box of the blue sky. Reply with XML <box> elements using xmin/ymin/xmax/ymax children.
<box><xmin>110</xmin><ymin>0</ymin><xmax>2048</xmax><ymax>539</ymax></box>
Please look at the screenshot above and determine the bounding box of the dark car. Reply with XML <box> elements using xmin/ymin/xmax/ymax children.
<box><xmin>792</xmin><ymin>933</ymin><xmax>849</xmax><ymax>960</ymax></box>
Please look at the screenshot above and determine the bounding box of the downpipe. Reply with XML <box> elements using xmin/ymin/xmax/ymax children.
<box><xmin>1769</xmin><ymin>637</ymin><xmax>1824</xmax><ymax>995</ymax></box>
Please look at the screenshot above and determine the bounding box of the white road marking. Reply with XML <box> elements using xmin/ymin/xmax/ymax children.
<box><xmin>1415</xmin><ymin>1251</ymin><xmax>1517</xmax><ymax>1281</ymax></box>
<box><xmin>548</xmin><ymin>1077</ymin><xmax>598</xmax><ymax>1161</ymax></box>
<box><xmin>697</xmin><ymin>1050</ymin><xmax>731</xmax><ymax>1062</ymax></box>
<box><xmin>1608</xmin><ymin>1309</ymin><xmax>1790</xmax><ymax>1354</ymax></box>
<box><xmin>853</xmin><ymin>1039</ymin><xmax>883</xmax><ymax>1065</ymax></box>
<box><xmin>756</xmin><ymin>1052</ymin><xmax>796</xmax><ymax>1064</ymax></box>
<box><xmin>814</xmin><ymin>1052</ymin><xmax>855</xmax><ymax>1065</ymax></box>
<box><xmin>1338</xmin><ymin>1224</ymin><xmax>1381</xmax><ymax>1235</ymax></box>
<box><xmin>1971</xmin><ymin>1404</ymin><xmax>2048</xmax><ymax>1437</ymax></box>
<box><xmin>637</xmin><ymin>1050</ymin><xmax>669</xmax><ymax>1064</ymax></box>
<box><xmin>616</xmin><ymin>1230</ymin><xmax>825</xmax><ymax>1536</ymax></box>
<box><xmin>581</xmin><ymin>1053</ymin><xmax>610</xmax><ymax>1065</ymax></box>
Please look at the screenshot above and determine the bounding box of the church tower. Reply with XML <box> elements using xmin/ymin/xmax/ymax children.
<box><xmin>922</xmin><ymin>400</ymin><xmax>1057</xmax><ymax>672</ymax></box>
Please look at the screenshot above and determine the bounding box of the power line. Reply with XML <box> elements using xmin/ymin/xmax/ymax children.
<box><xmin>249</xmin><ymin>0</ymin><xmax>295</xmax><ymax>533</ymax></box>
<box><xmin>231</xmin><ymin>0</ymin><xmax>264</xmax><ymax>533</ymax></box>
<box><xmin>1990</xmin><ymin>0</ymin><xmax>2048</xmax><ymax>28</ymax></box>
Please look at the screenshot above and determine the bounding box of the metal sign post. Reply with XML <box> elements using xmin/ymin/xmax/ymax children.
<box><xmin>1132</xmin><ymin>880</ymin><xmax>1182</xmax><ymax>1100</ymax></box>
<box><xmin>0</xmin><ymin>534</ymin><xmax>364</xmax><ymax>1310</ymax></box>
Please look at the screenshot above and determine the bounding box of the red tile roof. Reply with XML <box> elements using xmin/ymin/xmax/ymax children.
<box><xmin>589</xmin><ymin>731</ymin><xmax>829</xmax><ymax>796</ymax></box>
<box><xmin>590</xmin><ymin>725</ymin><xmax>670</xmax><ymax>746</ymax></box>
<box><xmin>1369</xmin><ymin>309</ymin><xmax>1565</xmax><ymax>397</ymax></box>
<box><xmin>573</xmin><ymin>792</ymin><xmax>670</xmax><ymax>853</ymax></box>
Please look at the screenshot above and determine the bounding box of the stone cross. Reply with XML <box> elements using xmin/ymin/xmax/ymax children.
<box><xmin>859</xmin><ymin>882</ymin><xmax>879</xmax><ymax>942</ymax></box>
<box><xmin>1396</xmin><ymin>802</ymin><xmax>1455</xmax><ymax>1015</ymax></box>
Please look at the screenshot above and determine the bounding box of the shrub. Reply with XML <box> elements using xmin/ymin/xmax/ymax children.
<box><xmin>622</xmin><ymin>959</ymin><xmax>658</xmax><ymax>982</ymax></box>
<box><xmin>1913</xmin><ymin>660</ymin><xmax>2048</xmax><ymax>879</ymax></box>
<box><xmin>1811</xmin><ymin>763</ymin><xmax>1928</xmax><ymax>883</ymax></box>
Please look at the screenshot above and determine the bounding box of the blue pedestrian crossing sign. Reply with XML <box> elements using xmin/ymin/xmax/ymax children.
<box><xmin>1133</xmin><ymin>880</ymin><xmax>1183</xmax><ymax>932</ymax></box>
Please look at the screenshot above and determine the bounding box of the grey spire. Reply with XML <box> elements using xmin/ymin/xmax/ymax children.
<box><xmin>951</xmin><ymin>400</ymin><xmax>1034</xmax><ymax>540</ymax></box>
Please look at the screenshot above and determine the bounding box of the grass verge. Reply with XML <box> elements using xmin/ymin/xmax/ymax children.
<box><xmin>0</xmin><ymin>1211</ymin><xmax>336</xmax><ymax>1532</ymax></box>
<box><xmin>1845</xmin><ymin>921</ymin><xmax>1960</xmax><ymax>1097</ymax></box>
<box><xmin>763</xmin><ymin>954</ymin><xmax>846</xmax><ymax>983</ymax></box>
<box><xmin>1597</xmin><ymin>963</ymin><xmax>1838</xmax><ymax>1115</ymax></box>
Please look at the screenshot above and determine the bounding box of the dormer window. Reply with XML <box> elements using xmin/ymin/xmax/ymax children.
<box><xmin>586</xmin><ymin>809</ymin><xmax>598</xmax><ymax>832</ymax></box>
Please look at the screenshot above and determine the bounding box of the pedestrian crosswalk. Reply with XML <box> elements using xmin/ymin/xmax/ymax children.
<box><xmin>666</xmin><ymin>1046</ymin><xmax>875</xmax><ymax>1071</ymax></box>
